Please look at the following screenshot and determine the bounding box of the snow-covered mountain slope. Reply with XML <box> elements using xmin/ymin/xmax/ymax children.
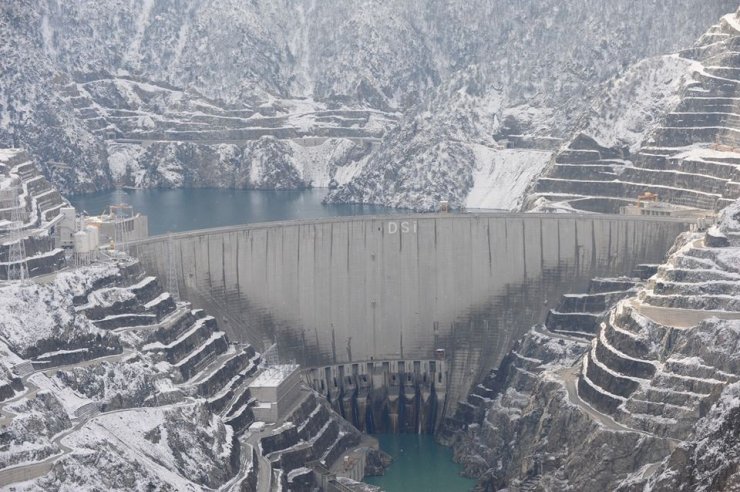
<box><xmin>326</xmin><ymin>52</ymin><xmax>695</xmax><ymax>211</ymax></box>
<box><xmin>59</xmin><ymin>73</ymin><xmax>397</xmax><ymax>189</ymax></box>
<box><xmin>1</xmin><ymin>0</ymin><xmax>736</xmax><ymax>198</ymax></box>
<box><xmin>528</xmin><ymin>9</ymin><xmax>740</xmax><ymax>214</ymax></box>
<box><xmin>578</xmin><ymin>55</ymin><xmax>696</xmax><ymax>154</ymax></box>
<box><xmin>465</xmin><ymin>147</ymin><xmax>552</xmax><ymax>210</ymax></box>
<box><xmin>326</xmin><ymin>69</ymin><xmax>511</xmax><ymax>210</ymax></box>
<box><xmin>327</xmin><ymin>1</ymin><xmax>738</xmax><ymax>210</ymax></box>
<box><xmin>0</xmin><ymin>7</ymin><xmax>111</xmax><ymax>194</ymax></box>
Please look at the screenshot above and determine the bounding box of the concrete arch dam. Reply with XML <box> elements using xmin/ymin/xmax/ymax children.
<box><xmin>130</xmin><ymin>213</ymin><xmax>689</xmax><ymax>422</ymax></box>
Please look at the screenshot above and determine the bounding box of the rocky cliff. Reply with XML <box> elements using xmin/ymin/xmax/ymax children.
<box><xmin>444</xmin><ymin>201</ymin><xmax>740</xmax><ymax>490</ymax></box>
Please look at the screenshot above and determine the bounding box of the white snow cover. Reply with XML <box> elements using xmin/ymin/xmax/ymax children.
<box><xmin>289</xmin><ymin>139</ymin><xmax>367</xmax><ymax>188</ymax></box>
<box><xmin>0</xmin><ymin>279</ymin><xmax>103</xmax><ymax>355</ymax></box>
<box><xmin>53</xmin><ymin>262</ymin><xmax>122</xmax><ymax>299</ymax></box>
<box><xmin>579</xmin><ymin>55</ymin><xmax>695</xmax><ymax>152</ymax></box>
<box><xmin>250</xmin><ymin>364</ymin><xmax>299</xmax><ymax>388</ymax></box>
<box><xmin>717</xmin><ymin>198</ymin><xmax>740</xmax><ymax>235</ymax></box>
<box><xmin>107</xmin><ymin>143</ymin><xmax>146</xmax><ymax>182</ymax></box>
<box><xmin>29</xmin><ymin>373</ymin><xmax>93</xmax><ymax>416</ymax></box>
<box><xmin>58</xmin><ymin>403</ymin><xmax>234</xmax><ymax>489</ymax></box>
<box><xmin>465</xmin><ymin>147</ymin><xmax>551</xmax><ymax>210</ymax></box>
<box><xmin>0</xmin><ymin>149</ymin><xmax>23</xmax><ymax>161</ymax></box>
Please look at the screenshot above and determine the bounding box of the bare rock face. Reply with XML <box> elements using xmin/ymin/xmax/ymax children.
<box><xmin>620</xmin><ymin>382</ymin><xmax>740</xmax><ymax>492</ymax></box>
<box><xmin>447</xmin><ymin>328</ymin><xmax>671</xmax><ymax>491</ymax></box>
<box><xmin>364</xmin><ymin>447</ymin><xmax>393</xmax><ymax>476</ymax></box>
<box><xmin>445</xmin><ymin>194</ymin><xmax>740</xmax><ymax>490</ymax></box>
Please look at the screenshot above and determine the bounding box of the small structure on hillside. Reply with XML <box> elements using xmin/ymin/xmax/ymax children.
<box><xmin>250</xmin><ymin>364</ymin><xmax>302</xmax><ymax>423</ymax></box>
<box><xmin>620</xmin><ymin>192</ymin><xmax>716</xmax><ymax>220</ymax></box>
<box><xmin>56</xmin><ymin>207</ymin><xmax>77</xmax><ymax>248</ymax></box>
<box><xmin>71</xmin><ymin>225</ymin><xmax>100</xmax><ymax>265</ymax></box>
<box><xmin>57</xmin><ymin>204</ymin><xmax>148</xmax><ymax>254</ymax></box>
<box><xmin>85</xmin><ymin>205</ymin><xmax>148</xmax><ymax>248</ymax></box>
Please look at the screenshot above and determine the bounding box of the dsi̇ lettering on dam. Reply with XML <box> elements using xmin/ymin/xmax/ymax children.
<box><xmin>387</xmin><ymin>221</ymin><xmax>417</xmax><ymax>234</ymax></box>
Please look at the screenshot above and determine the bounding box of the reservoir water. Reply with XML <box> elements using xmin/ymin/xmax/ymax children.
<box><xmin>364</xmin><ymin>434</ymin><xmax>475</xmax><ymax>491</ymax></box>
<box><xmin>69</xmin><ymin>187</ymin><xmax>473</xmax><ymax>489</ymax></box>
<box><xmin>69</xmin><ymin>188</ymin><xmax>403</xmax><ymax>236</ymax></box>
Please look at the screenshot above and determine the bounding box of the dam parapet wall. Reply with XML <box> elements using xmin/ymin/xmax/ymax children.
<box><xmin>130</xmin><ymin>213</ymin><xmax>690</xmax><ymax>416</ymax></box>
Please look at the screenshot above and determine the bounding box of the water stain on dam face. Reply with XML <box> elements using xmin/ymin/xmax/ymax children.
<box><xmin>131</xmin><ymin>213</ymin><xmax>689</xmax><ymax>416</ymax></box>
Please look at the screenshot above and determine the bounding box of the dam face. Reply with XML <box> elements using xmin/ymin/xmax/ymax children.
<box><xmin>131</xmin><ymin>213</ymin><xmax>689</xmax><ymax>419</ymax></box>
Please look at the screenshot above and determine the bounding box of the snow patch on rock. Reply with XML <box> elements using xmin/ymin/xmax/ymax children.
<box><xmin>579</xmin><ymin>55</ymin><xmax>695</xmax><ymax>153</ymax></box>
<box><xmin>465</xmin><ymin>147</ymin><xmax>551</xmax><ymax>210</ymax></box>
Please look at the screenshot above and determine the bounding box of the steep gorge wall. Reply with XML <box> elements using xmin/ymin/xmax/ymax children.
<box><xmin>130</xmin><ymin>214</ymin><xmax>689</xmax><ymax>414</ymax></box>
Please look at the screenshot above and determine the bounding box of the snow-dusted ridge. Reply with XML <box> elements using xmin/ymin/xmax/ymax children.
<box><xmin>1</xmin><ymin>0</ymin><xmax>736</xmax><ymax>203</ymax></box>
